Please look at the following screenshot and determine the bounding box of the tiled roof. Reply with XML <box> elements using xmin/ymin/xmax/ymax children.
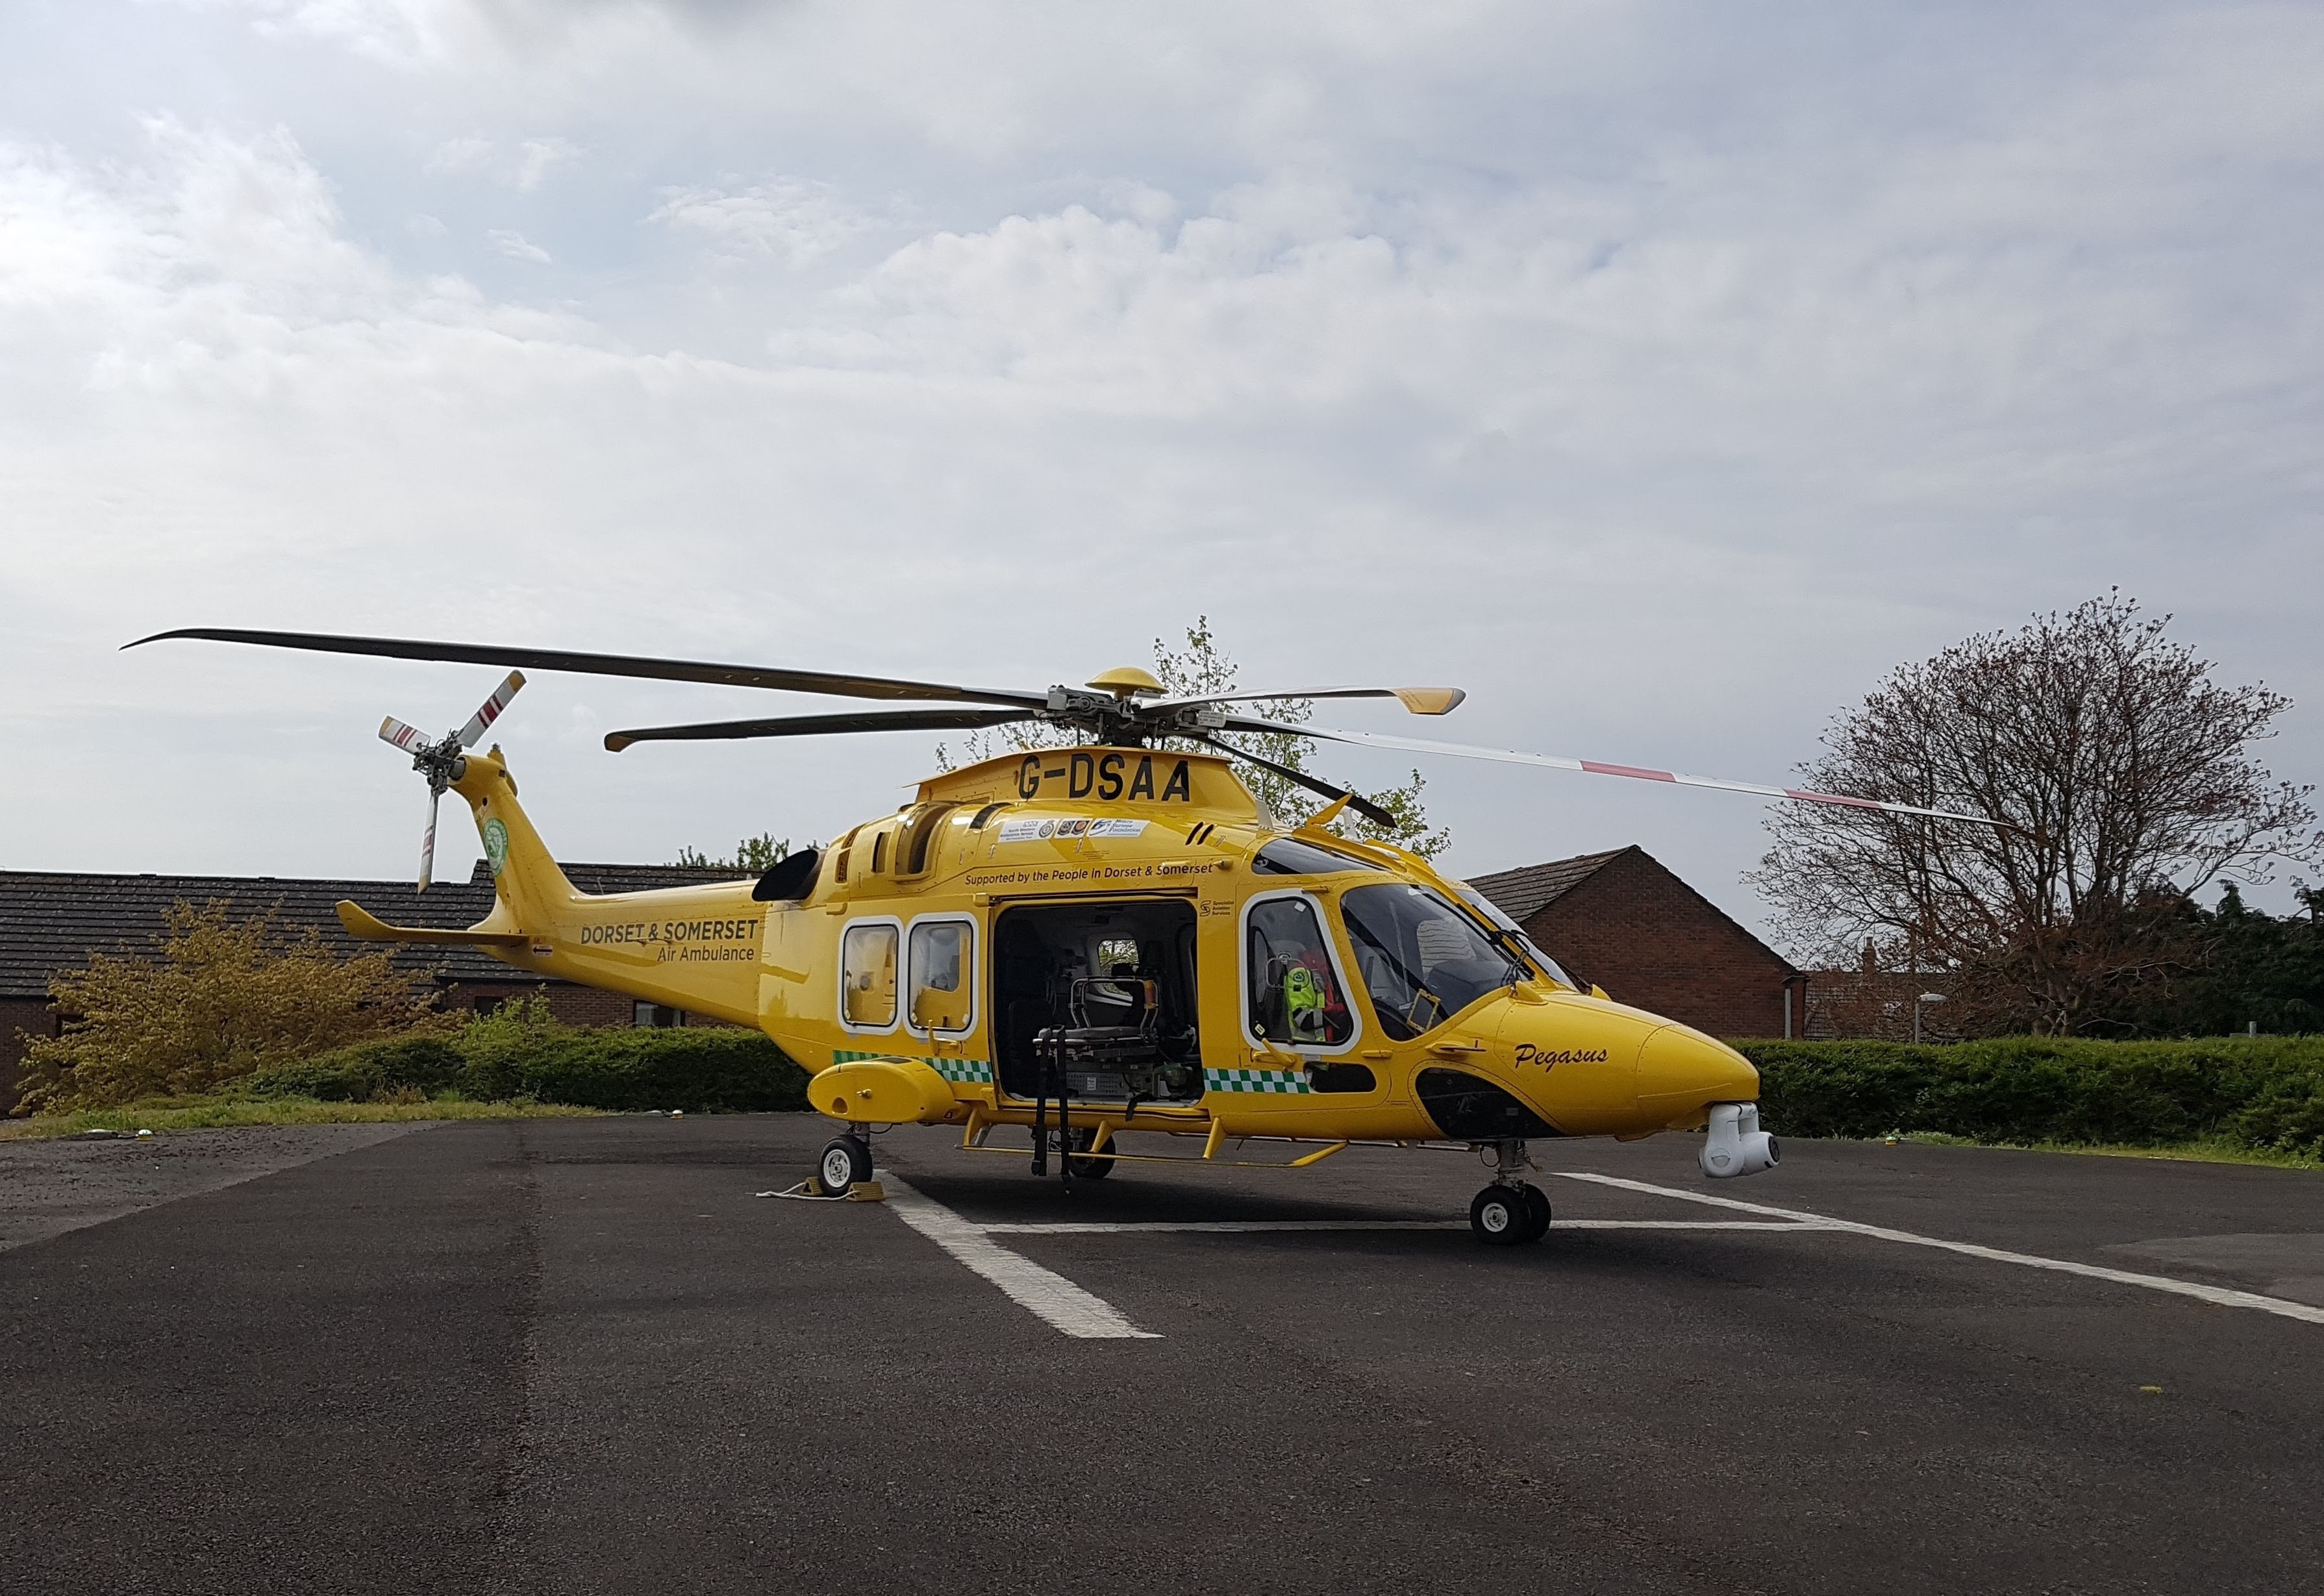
<box><xmin>1460</xmin><ymin>848</ymin><xmax>1631</xmax><ymax>924</ymax></box>
<box><xmin>0</xmin><ymin>860</ymin><xmax>736</xmax><ymax>997</ymax></box>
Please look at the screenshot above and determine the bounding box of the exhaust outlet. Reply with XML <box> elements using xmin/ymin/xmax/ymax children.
<box><xmin>1701</xmin><ymin>1102</ymin><xmax>1779</xmax><ymax>1178</ymax></box>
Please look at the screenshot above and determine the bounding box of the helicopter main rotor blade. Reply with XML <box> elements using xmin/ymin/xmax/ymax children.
<box><xmin>456</xmin><ymin>671</ymin><xmax>526</xmax><ymax>749</ymax></box>
<box><xmin>1188</xmin><ymin>734</ymin><xmax>1397</xmax><ymax>829</ymax></box>
<box><xmin>1151</xmin><ymin>686</ymin><xmax>1466</xmax><ymax>717</ymax></box>
<box><xmin>605</xmin><ymin>706</ymin><xmax>1040</xmax><ymax>753</ymax></box>
<box><xmin>1219</xmin><ymin>718</ymin><xmax>2006</xmax><ymax>827</ymax></box>
<box><xmin>129</xmin><ymin>629</ymin><xmax>1051</xmax><ymax>712</ymax></box>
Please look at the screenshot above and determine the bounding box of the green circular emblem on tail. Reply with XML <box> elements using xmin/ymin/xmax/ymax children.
<box><xmin>482</xmin><ymin>817</ymin><xmax>511</xmax><ymax>877</ymax></box>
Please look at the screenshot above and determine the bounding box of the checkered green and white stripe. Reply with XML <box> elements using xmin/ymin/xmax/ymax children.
<box><xmin>1203</xmin><ymin>1066</ymin><xmax>1313</xmax><ymax>1095</ymax></box>
<box><xmin>832</xmin><ymin>1048</ymin><xmax>993</xmax><ymax>1086</ymax></box>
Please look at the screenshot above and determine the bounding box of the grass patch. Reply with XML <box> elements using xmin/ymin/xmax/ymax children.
<box><xmin>0</xmin><ymin>1095</ymin><xmax>601</xmax><ymax>1141</ymax></box>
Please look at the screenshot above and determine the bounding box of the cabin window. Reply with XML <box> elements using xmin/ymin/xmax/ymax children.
<box><xmin>1243</xmin><ymin>894</ymin><xmax>1355</xmax><ymax>1050</ymax></box>
<box><xmin>907</xmin><ymin>917</ymin><xmax>975</xmax><ymax>1034</ymax></box>
<box><xmin>840</xmin><ymin>921</ymin><xmax>900</xmax><ymax>1030</ymax></box>
<box><xmin>1339</xmin><ymin>884</ymin><xmax>1516</xmax><ymax>1040</ymax></box>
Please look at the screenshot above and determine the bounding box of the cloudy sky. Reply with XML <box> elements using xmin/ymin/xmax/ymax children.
<box><xmin>5</xmin><ymin>0</ymin><xmax>2321</xmax><ymax>945</ymax></box>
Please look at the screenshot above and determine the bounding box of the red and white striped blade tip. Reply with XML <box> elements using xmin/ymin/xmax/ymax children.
<box><xmin>1286</xmin><ymin>725</ymin><xmax>2001</xmax><ymax>827</ymax></box>
<box><xmin>456</xmin><ymin>671</ymin><xmax>525</xmax><ymax>749</ymax></box>
<box><xmin>380</xmin><ymin>716</ymin><xmax>431</xmax><ymax>753</ymax></box>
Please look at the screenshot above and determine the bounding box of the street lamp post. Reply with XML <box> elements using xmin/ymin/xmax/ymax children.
<box><xmin>1914</xmin><ymin>991</ymin><xmax>1947</xmax><ymax>1045</ymax></box>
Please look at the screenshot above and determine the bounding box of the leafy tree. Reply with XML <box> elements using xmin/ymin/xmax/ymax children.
<box><xmin>673</xmin><ymin>832</ymin><xmax>792</xmax><ymax>872</ymax></box>
<box><xmin>940</xmin><ymin>616</ymin><xmax>1448</xmax><ymax>858</ymax></box>
<box><xmin>2125</xmin><ymin>884</ymin><xmax>2324</xmax><ymax>1036</ymax></box>
<box><xmin>13</xmin><ymin>901</ymin><xmax>449</xmax><ymax>1114</ymax></box>
<box><xmin>1750</xmin><ymin>593</ymin><xmax>2319</xmax><ymax>1035</ymax></box>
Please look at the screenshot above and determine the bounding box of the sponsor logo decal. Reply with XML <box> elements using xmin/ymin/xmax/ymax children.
<box><xmin>482</xmin><ymin>818</ymin><xmax>510</xmax><ymax>877</ymax></box>
<box><xmin>996</xmin><ymin>816</ymin><xmax>1149</xmax><ymax>844</ymax></box>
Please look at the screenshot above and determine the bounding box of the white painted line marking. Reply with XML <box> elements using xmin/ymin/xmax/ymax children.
<box><xmin>978</xmin><ymin>1219</ymin><xmax>1823</xmax><ymax>1235</ymax></box>
<box><xmin>1554</xmin><ymin>1171</ymin><xmax>2324</xmax><ymax>1328</ymax></box>
<box><xmin>881</xmin><ymin>1176</ymin><xmax>1160</xmax><ymax>1340</ymax></box>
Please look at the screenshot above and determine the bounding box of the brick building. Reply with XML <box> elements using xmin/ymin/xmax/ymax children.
<box><xmin>1795</xmin><ymin>941</ymin><xmax>1960</xmax><ymax>1042</ymax></box>
<box><xmin>0</xmin><ymin>861</ymin><xmax>731</xmax><ymax>1109</ymax></box>
<box><xmin>1466</xmin><ymin>846</ymin><xmax>1807</xmax><ymax>1040</ymax></box>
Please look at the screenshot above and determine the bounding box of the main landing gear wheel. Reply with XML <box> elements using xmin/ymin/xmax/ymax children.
<box><xmin>1064</xmin><ymin>1127</ymin><xmax>1116</xmax><ymax>1181</ymax></box>
<box><xmin>816</xmin><ymin>1136</ymin><xmax>873</xmax><ymax>1196</ymax></box>
<box><xmin>1470</xmin><ymin>1183</ymin><xmax>1550</xmax><ymax>1245</ymax></box>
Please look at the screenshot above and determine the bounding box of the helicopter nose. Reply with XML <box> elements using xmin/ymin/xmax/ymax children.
<box><xmin>1636</xmin><ymin>1023</ymin><xmax>1759</xmax><ymax>1119</ymax></box>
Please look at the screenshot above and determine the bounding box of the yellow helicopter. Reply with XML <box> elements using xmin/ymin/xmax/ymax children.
<box><xmin>132</xmin><ymin>627</ymin><xmax>1987</xmax><ymax>1244</ymax></box>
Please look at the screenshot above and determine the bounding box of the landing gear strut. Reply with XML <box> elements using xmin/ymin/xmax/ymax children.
<box><xmin>816</xmin><ymin>1132</ymin><xmax>874</xmax><ymax>1196</ymax></box>
<box><xmin>1469</xmin><ymin>1139</ymin><xmax>1549</xmax><ymax>1245</ymax></box>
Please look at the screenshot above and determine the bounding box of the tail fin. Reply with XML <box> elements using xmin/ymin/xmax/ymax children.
<box><xmin>450</xmin><ymin>745</ymin><xmax>579</xmax><ymax>925</ymax></box>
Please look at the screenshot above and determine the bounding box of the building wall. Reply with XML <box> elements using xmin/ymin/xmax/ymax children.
<box><xmin>1522</xmin><ymin>851</ymin><xmax>1799</xmax><ymax>1038</ymax></box>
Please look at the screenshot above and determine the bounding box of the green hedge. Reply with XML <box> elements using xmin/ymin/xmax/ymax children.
<box><xmin>247</xmin><ymin>1026</ymin><xmax>809</xmax><ymax>1114</ymax></box>
<box><xmin>1737</xmin><ymin>1037</ymin><xmax>2324</xmax><ymax>1155</ymax></box>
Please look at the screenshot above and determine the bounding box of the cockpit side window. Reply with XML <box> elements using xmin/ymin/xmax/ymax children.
<box><xmin>1243</xmin><ymin>895</ymin><xmax>1355</xmax><ymax>1049</ymax></box>
<box><xmin>1340</xmin><ymin>884</ymin><xmax>1514</xmax><ymax>1040</ymax></box>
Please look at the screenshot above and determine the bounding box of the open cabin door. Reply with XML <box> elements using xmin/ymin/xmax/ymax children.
<box><xmin>990</xmin><ymin>898</ymin><xmax>1205</xmax><ymax>1110</ymax></box>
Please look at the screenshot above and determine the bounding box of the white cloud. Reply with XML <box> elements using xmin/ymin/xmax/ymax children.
<box><xmin>515</xmin><ymin>136</ymin><xmax>580</xmax><ymax>190</ymax></box>
<box><xmin>425</xmin><ymin>134</ymin><xmax>579</xmax><ymax>189</ymax></box>
<box><xmin>425</xmin><ymin>133</ymin><xmax>494</xmax><ymax>175</ymax></box>
<box><xmin>486</xmin><ymin>227</ymin><xmax>551</xmax><ymax>262</ymax></box>
<box><xmin>647</xmin><ymin>179</ymin><xmax>879</xmax><ymax>267</ymax></box>
<box><xmin>6</xmin><ymin>3</ymin><xmax>2324</xmax><ymax>936</ymax></box>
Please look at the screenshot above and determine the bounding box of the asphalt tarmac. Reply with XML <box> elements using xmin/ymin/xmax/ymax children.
<box><xmin>5</xmin><ymin>1116</ymin><xmax>2321</xmax><ymax>1596</ymax></box>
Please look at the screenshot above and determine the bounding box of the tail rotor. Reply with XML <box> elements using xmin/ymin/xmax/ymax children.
<box><xmin>376</xmin><ymin>671</ymin><xmax>525</xmax><ymax>893</ymax></box>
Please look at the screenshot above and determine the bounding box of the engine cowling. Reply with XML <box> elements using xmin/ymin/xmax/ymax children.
<box><xmin>1700</xmin><ymin>1101</ymin><xmax>1779</xmax><ymax>1178</ymax></box>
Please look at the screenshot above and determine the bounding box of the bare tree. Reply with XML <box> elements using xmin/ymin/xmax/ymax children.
<box><xmin>1749</xmin><ymin>593</ymin><xmax>2318</xmax><ymax>1034</ymax></box>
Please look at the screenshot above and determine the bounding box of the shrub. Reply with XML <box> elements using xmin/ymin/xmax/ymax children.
<box><xmin>245</xmin><ymin>1036</ymin><xmax>468</xmax><ymax>1103</ymax></box>
<box><xmin>14</xmin><ymin>901</ymin><xmax>450</xmax><ymax>1114</ymax></box>
<box><xmin>468</xmin><ymin>1026</ymin><xmax>807</xmax><ymax>1113</ymax></box>
<box><xmin>1738</xmin><ymin>1036</ymin><xmax>2324</xmax><ymax>1155</ymax></box>
<box><xmin>247</xmin><ymin>999</ymin><xmax>809</xmax><ymax>1114</ymax></box>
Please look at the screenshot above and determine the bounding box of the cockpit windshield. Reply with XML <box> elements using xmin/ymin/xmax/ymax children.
<box><xmin>1448</xmin><ymin>883</ymin><xmax>1579</xmax><ymax>991</ymax></box>
<box><xmin>1338</xmin><ymin>883</ymin><xmax>1517</xmax><ymax>1040</ymax></box>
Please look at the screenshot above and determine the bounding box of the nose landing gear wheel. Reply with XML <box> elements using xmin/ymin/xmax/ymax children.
<box><xmin>1471</xmin><ymin>1185</ymin><xmax>1523</xmax><ymax>1245</ymax></box>
<box><xmin>1521</xmin><ymin>1182</ymin><xmax>1551</xmax><ymax>1240</ymax></box>
<box><xmin>1471</xmin><ymin>1182</ymin><xmax>1551</xmax><ymax>1245</ymax></box>
<box><xmin>817</xmin><ymin>1136</ymin><xmax>874</xmax><ymax>1196</ymax></box>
